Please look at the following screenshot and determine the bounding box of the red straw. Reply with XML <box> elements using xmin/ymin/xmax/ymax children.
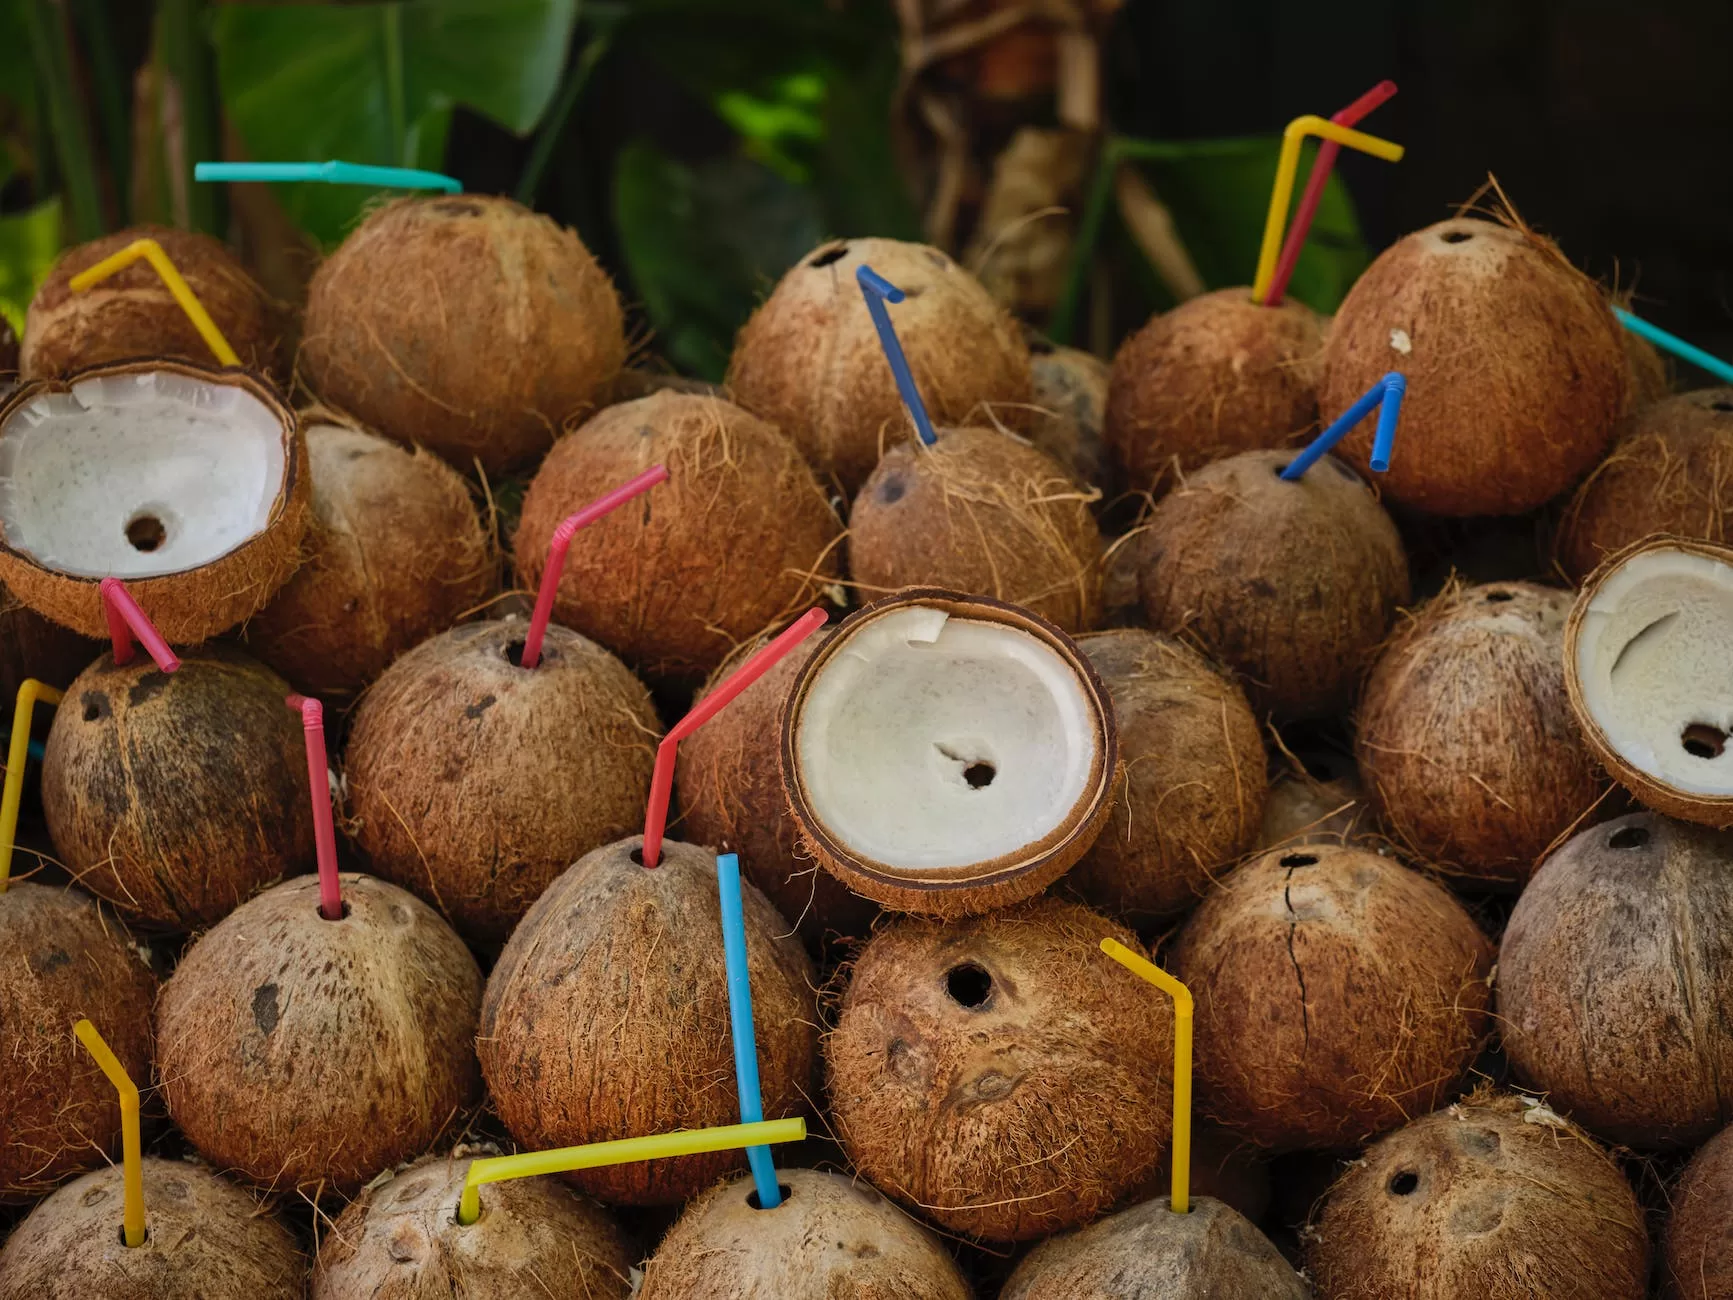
<box><xmin>1262</xmin><ymin>79</ymin><xmax>1398</xmax><ymax>307</ymax></box>
<box><xmin>285</xmin><ymin>693</ymin><xmax>343</xmax><ymax>920</ymax></box>
<box><xmin>640</xmin><ymin>607</ymin><xmax>829</xmax><ymax>869</ymax></box>
<box><xmin>519</xmin><ymin>464</ymin><xmax>669</xmax><ymax>670</ymax></box>
<box><xmin>100</xmin><ymin>578</ymin><xmax>179</xmax><ymax>672</ymax></box>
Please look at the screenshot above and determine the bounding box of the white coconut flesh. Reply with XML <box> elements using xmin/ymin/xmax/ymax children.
<box><xmin>797</xmin><ymin>605</ymin><xmax>1098</xmax><ymax>870</ymax></box>
<box><xmin>1574</xmin><ymin>547</ymin><xmax>1733</xmax><ymax>797</ymax></box>
<box><xmin>0</xmin><ymin>369</ymin><xmax>285</xmax><ymax>578</ymax></box>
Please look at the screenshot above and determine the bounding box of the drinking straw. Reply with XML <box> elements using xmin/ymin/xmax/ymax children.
<box><xmin>1099</xmin><ymin>938</ymin><xmax>1193</xmax><ymax>1214</ymax></box>
<box><xmin>1614</xmin><ymin>308</ymin><xmax>1733</xmax><ymax>386</ymax></box>
<box><xmin>856</xmin><ymin>265</ymin><xmax>939</xmax><ymax>448</ymax></box>
<box><xmin>455</xmin><ymin>1118</ymin><xmax>805</xmax><ymax>1226</ymax></box>
<box><xmin>285</xmin><ymin>695</ymin><xmax>342</xmax><ymax>921</ymax></box>
<box><xmin>1280</xmin><ymin>372</ymin><xmax>1406</xmax><ymax>481</ymax></box>
<box><xmin>68</xmin><ymin>238</ymin><xmax>240</xmax><ymax>367</ymax></box>
<box><xmin>73</xmin><ymin>1018</ymin><xmax>145</xmax><ymax>1246</ymax></box>
<box><xmin>1251</xmin><ymin>117</ymin><xmax>1405</xmax><ymax>305</ymax></box>
<box><xmin>716</xmin><ymin>852</ymin><xmax>782</xmax><ymax>1209</ymax></box>
<box><xmin>194</xmin><ymin>161</ymin><xmax>462</xmax><ymax>193</ymax></box>
<box><xmin>1262</xmin><ymin>80</ymin><xmax>1398</xmax><ymax>307</ymax></box>
<box><xmin>101</xmin><ymin>578</ymin><xmax>180</xmax><ymax>672</ymax></box>
<box><xmin>640</xmin><ymin>607</ymin><xmax>828</xmax><ymax>869</ymax></box>
<box><xmin>0</xmin><ymin>679</ymin><xmax>61</xmax><ymax>893</ymax></box>
<box><xmin>519</xmin><ymin>464</ymin><xmax>669</xmax><ymax>670</ymax></box>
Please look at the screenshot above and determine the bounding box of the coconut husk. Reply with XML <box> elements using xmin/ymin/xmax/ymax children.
<box><xmin>1623</xmin><ymin>327</ymin><xmax>1673</xmax><ymax>410</ymax></box>
<box><xmin>1026</xmin><ymin>330</ymin><xmax>1109</xmax><ymax>488</ymax></box>
<box><xmin>0</xmin><ymin>582</ymin><xmax>100</xmax><ymax>703</ymax></box>
<box><xmin>1664</xmin><ymin>1122</ymin><xmax>1733</xmax><ymax>1300</ymax></box>
<box><xmin>1257</xmin><ymin>754</ymin><xmax>1370</xmax><ymax>851</ymax></box>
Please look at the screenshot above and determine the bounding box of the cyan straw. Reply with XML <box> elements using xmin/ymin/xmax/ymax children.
<box><xmin>1615</xmin><ymin>308</ymin><xmax>1733</xmax><ymax>386</ymax></box>
<box><xmin>1281</xmin><ymin>372</ymin><xmax>1406</xmax><ymax>481</ymax></box>
<box><xmin>856</xmin><ymin>265</ymin><xmax>939</xmax><ymax>447</ymax></box>
<box><xmin>717</xmin><ymin>852</ymin><xmax>783</xmax><ymax>1209</ymax></box>
<box><xmin>193</xmin><ymin>161</ymin><xmax>461</xmax><ymax>193</ymax></box>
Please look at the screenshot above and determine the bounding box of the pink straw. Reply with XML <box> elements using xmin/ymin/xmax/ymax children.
<box><xmin>1262</xmin><ymin>79</ymin><xmax>1398</xmax><ymax>307</ymax></box>
<box><xmin>100</xmin><ymin>578</ymin><xmax>180</xmax><ymax>672</ymax></box>
<box><xmin>519</xmin><ymin>464</ymin><xmax>669</xmax><ymax>670</ymax></box>
<box><xmin>285</xmin><ymin>693</ymin><xmax>343</xmax><ymax>920</ymax></box>
<box><xmin>640</xmin><ymin>607</ymin><xmax>829</xmax><ymax>869</ymax></box>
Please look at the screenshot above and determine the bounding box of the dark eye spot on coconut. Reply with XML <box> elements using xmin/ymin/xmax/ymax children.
<box><xmin>1388</xmin><ymin>1170</ymin><xmax>1420</xmax><ymax>1195</ymax></box>
<box><xmin>1248</xmin><ymin>576</ymin><xmax>1278</xmax><ymax>599</ymax></box>
<box><xmin>1441</xmin><ymin>230</ymin><xmax>1473</xmax><ymax>244</ymax></box>
<box><xmin>128</xmin><ymin>673</ymin><xmax>169</xmax><ymax>707</ymax></box>
<box><xmin>125</xmin><ymin>513</ymin><xmax>166</xmax><ymax>553</ymax></box>
<box><xmin>808</xmin><ymin>244</ymin><xmax>848</xmax><ymax>268</ymax></box>
<box><xmin>925</xmin><ymin>249</ymin><xmax>950</xmax><ymax>270</ymax></box>
<box><xmin>746</xmin><ymin>1184</ymin><xmax>793</xmax><ymax>1210</ymax></box>
<box><xmin>1608</xmin><ymin>825</ymin><xmax>1650</xmax><ymax>850</ymax></box>
<box><xmin>80</xmin><ymin>1185</ymin><xmax>109</xmax><ymax>1208</ymax></box>
<box><xmin>971</xmin><ymin>1069</ymin><xmax>1015</xmax><ymax>1100</ymax></box>
<box><xmin>1483</xmin><ymin>590</ymin><xmax>1514</xmax><ymax>604</ymax></box>
<box><xmin>1681</xmin><ymin>722</ymin><xmax>1727</xmax><ymax>759</ymax></box>
<box><xmin>29</xmin><ymin>948</ymin><xmax>71</xmax><ymax>976</ymax></box>
<box><xmin>432</xmin><ymin>199</ymin><xmax>484</xmax><ymax>218</ymax></box>
<box><xmin>252</xmin><ymin>981</ymin><xmax>281</xmax><ymax>1036</ymax></box>
<box><xmin>1712</xmin><ymin>400</ymin><xmax>1733</xmax><ymax>413</ymax></box>
<box><xmin>1458</xmin><ymin>1127</ymin><xmax>1502</xmax><ymax>1158</ymax></box>
<box><xmin>1280</xmin><ymin>853</ymin><xmax>1319</xmax><ymax>869</ymax></box>
<box><xmin>463</xmin><ymin>693</ymin><xmax>497</xmax><ymax>719</ymax></box>
<box><xmin>81</xmin><ymin>692</ymin><xmax>109</xmax><ymax>722</ymax></box>
<box><xmin>877</xmin><ymin>474</ymin><xmax>907</xmax><ymax>505</ymax></box>
<box><xmin>345</xmin><ymin>448</ymin><xmax>368</xmax><ymax>462</ymax></box>
<box><xmin>945</xmin><ymin>962</ymin><xmax>993</xmax><ymax>1008</ymax></box>
<box><xmin>1028</xmin><ymin>336</ymin><xmax>1055</xmax><ymax>355</ymax></box>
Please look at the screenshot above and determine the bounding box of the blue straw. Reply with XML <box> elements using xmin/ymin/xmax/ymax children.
<box><xmin>716</xmin><ymin>852</ymin><xmax>782</xmax><ymax>1209</ymax></box>
<box><xmin>1615</xmin><ymin>308</ymin><xmax>1733</xmax><ymax>387</ymax></box>
<box><xmin>856</xmin><ymin>265</ymin><xmax>939</xmax><ymax>447</ymax></box>
<box><xmin>1280</xmin><ymin>371</ymin><xmax>1406</xmax><ymax>481</ymax></box>
<box><xmin>193</xmin><ymin>161</ymin><xmax>462</xmax><ymax>193</ymax></box>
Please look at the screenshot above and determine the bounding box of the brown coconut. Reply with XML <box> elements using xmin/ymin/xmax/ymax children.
<box><xmin>0</xmin><ymin>881</ymin><xmax>155</xmax><ymax>1202</ymax></box>
<box><xmin>1066</xmin><ymin>628</ymin><xmax>1266</xmax><ymax>919</ymax></box>
<box><xmin>1497</xmin><ymin>811</ymin><xmax>1733</xmax><ymax>1149</ymax></box>
<box><xmin>849</xmin><ymin>425</ymin><xmax>1103</xmax><ymax>632</ymax></box>
<box><xmin>1357</xmin><ymin>580</ymin><xmax>1607</xmax><ymax>886</ymax></box>
<box><xmin>825</xmin><ymin>896</ymin><xmax>1173</xmax><ymax>1241</ymax></box>
<box><xmin>1319</xmin><ymin>216</ymin><xmax>1628</xmax><ymax>516</ymax></box>
<box><xmin>1137</xmin><ymin>447</ymin><xmax>1410</xmax><ymax>719</ymax></box>
<box><xmin>637</xmin><ymin>1168</ymin><xmax>973</xmax><ymax>1300</ymax></box>
<box><xmin>514</xmin><ymin>391</ymin><xmax>843</xmax><ymax>688</ymax></box>
<box><xmin>1665</xmin><ymin>1123</ymin><xmax>1733</xmax><ymax>1300</ymax></box>
<box><xmin>156</xmin><ymin>873</ymin><xmax>482</xmax><ymax>1197</ymax></box>
<box><xmin>41</xmin><ymin>644</ymin><xmax>313</xmax><ymax>929</ymax></box>
<box><xmin>1624</xmin><ymin>327</ymin><xmax>1673</xmax><ymax>410</ymax></box>
<box><xmin>1258</xmin><ymin>753</ymin><xmax>1369</xmax><ymax>849</ymax></box>
<box><xmin>479</xmin><ymin>836</ymin><xmax>816</xmax><ymax>1205</ymax></box>
<box><xmin>313</xmin><ymin>1150</ymin><xmax>633</xmax><ymax>1299</ymax></box>
<box><xmin>1169</xmin><ymin>843</ymin><xmax>1493</xmax><ymax>1151</ymax></box>
<box><xmin>300</xmin><ymin>195</ymin><xmax>625</xmax><ymax>475</ymax></box>
<box><xmin>1305</xmin><ymin>1090</ymin><xmax>1650</xmax><ymax>1300</ymax></box>
<box><xmin>1027</xmin><ymin>332</ymin><xmax>1110</xmax><ymax>488</ymax></box>
<box><xmin>726</xmin><ymin>237</ymin><xmax>1034</xmax><ymax>494</ymax></box>
<box><xmin>1105</xmin><ymin>287</ymin><xmax>1325</xmax><ymax>496</ymax></box>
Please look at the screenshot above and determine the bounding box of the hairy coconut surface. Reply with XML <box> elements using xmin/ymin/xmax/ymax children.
<box><xmin>1066</xmin><ymin>629</ymin><xmax>1266</xmax><ymax>918</ymax></box>
<box><xmin>1137</xmin><ymin>448</ymin><xmax>1409</xmax><ymax>719</ymax></box>
<box><xmin>41</xmin><ymin>643</ymin><xmax>313</xmax><ymax>929</ymax></box>
<box><xmin>1169</xmin><ymin>843</ymin><xmax>1493</xmax><ymax>1151</ymax></box>
<box><xmin>1665</xmin><ymin>1123</ymin><xmax>1733</xmax><ymax>1300</ymax></box>
<box><xmin>344</xmin><ymin>619</ymin><xmax>659</xmax><ymax>942</ymax></box>
<box><xmin>849</xmin><ymin>426</ymin><xmax>1102</xmax><ymax>632</ymax></box>
<box><xmin>479</xmin><ymin>837</ymin><xmax>816</xmax><ymax>1205</ymax></box>
<box><xmin>1258</xmin><ymin>761</ymin><xmax>1369</xmax><ymax>850</ymax></box>
<box><xmin>826</xmin><ymin>896</ymin><xmax>1172</xmax><ymax>1241</ymax></box>
<box><xmin>313</xmin><ymin>1151</ymin><xmax>633</xmax><ymax>1299</ymax></box>
<box><xmin>1306</xmin><ymin>1090</ymin><xmax>1650</xmax><ymax>1300</ymax></box>
<box><xmin>514</xmin><ymin>391</ymin><xmax>843</xmax><ymax>688</ymax></box>
<box><xmin>0</xmin><ymin>882</ymin><xmax>154</xmax><ymax>1202</ymax></box>
<box><xmin>1026</xmin><ymin>332</ymin><xmax>1110</xmax><ymax>489</ymax></box>
<box><xmin>1497</xmin><ymin>811</ymin><xmax>1733</xmax><ymax>1149</ymax></box>
<box><xmin>1357</xmin><ymin>580</ymin><xmax>1606</xmax><ymax>885</ymax></box>
<box><xmin>726</xmin><ymin>237</ymin><xmax>1034</xmax><ymax>494</ymax></box>
<box><xmin>157</xmin><ymin>873</ymin><xmax>482</xmax><ymax>1197</ymax></box>
<box><xmin>637</xmin><ymin>1168</ymin><xmax>972</xmax><ymax>1300</ymax></box>
<box><xmin>300</xmin><ymin>195</ymin><xmax>624</xmax><ymax>475</ymax></box>
<box><xmin>1622</xmin><ymin>327</ymin><xmax>1672</xmax><ymax>411</ymax></box>
<box><xmin>1320</xmin><ymin>217</ymin><xmax>1628</xmax><ymax>516</ymax></box>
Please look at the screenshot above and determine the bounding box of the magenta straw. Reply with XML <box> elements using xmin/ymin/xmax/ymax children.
<box><xmin>100</xmin><ymin>578</ymin><xmax>179</xmax><ymax>672</ymax></box>
<box><xmin>286</xmin><ymin>694</ymin><xmax>343</xmax><ymax>920</ymax></box>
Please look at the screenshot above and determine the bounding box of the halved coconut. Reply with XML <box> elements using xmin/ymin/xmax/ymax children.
<box><xmin>0</xmin><ymin>361</ymin><xmax>306</xmax><ymax>642</ymax></box>
<box><xmin>1566</xmin><ymin>536</ymin><xmax>1733</xmax><ymax>827</ymax></box>
<box><xmin>782</xmin><ymin>589</ymin><xmax>1116</xmax><ymax>916</ymax></box>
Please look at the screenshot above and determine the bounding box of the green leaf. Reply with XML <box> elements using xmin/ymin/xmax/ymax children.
<box><xmin>0</xmin><ymin>195</ymin><xmax>64</xmax><ymax>336</ymax></box>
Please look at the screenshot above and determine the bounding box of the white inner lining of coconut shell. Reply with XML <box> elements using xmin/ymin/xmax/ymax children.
<box><xmin>0</xmin><ymin>370</ymin><xmax>284</xmax><ymax>578</ymax></box>
<box><xmin>797</xmin><ymin>606</ymin><xmax>1096</xmax><ymax>868</ymax></box>
<box><xmin>1575</xmin><ymin>548</ymin><xmax>1733</xmax><ymax>796</ymax></box>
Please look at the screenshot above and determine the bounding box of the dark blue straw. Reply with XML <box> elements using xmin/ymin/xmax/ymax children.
<box><xmin>716</xmin><ymin>852</ymin><xmax>782</xmax><ymax>1208</ymax></box>
<box><xmin>856</xmin><ymin>265</ymin><xmax>939</xmax><ymax>447</ymax></box>
<box><xmin>1280</xmin><ymin>371</ymin><xmax>1406</xmax><ymax>481</ymax></box>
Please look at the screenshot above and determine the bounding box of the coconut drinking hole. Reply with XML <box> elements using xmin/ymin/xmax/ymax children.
<box><xmin>125</xmin><ymin>513</ymin><xmax>166</xmax><ymax>552</ymax></box>
<box><xmin>1388</xmin><ymin>1171</ymin><xmax>1420</xmax><ymax>1195</ymax></box>
<box><xmin>945</xmin><ymin>963</ymin><xmax>993</xmax><ymax>1008</ymax></box>
<box><xmin>1608</xmin><ymin>825</ymin><xmax>1650</xmax><ymax>850</ymax></box>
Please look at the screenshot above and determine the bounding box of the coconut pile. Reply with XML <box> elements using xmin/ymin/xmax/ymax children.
<box><xmin>2</xmin><ymin>188</ymin><xmax>1731</xmax><ymax>1300</ymax></box>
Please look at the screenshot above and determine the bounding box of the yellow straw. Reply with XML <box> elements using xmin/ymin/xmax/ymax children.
<box><xmin>457</xmin><ymin>1118</ymin><xmax>805</xmax><ymax>1225</ymax></box>
<box><xmin>0</xmin><ymin>680</ymin><xmax>62</xmax><ymax>893</ymax></box>
<box><xmin>68</xmin><ymin>238</ymin><xmax>241</xmax><ymax>367</ymax></box>
<box><xmin>73</xmin><ymin>1019</ymin><xmax>146</xmax><ymax>1247</ymax></box>
<box><xmin>1100</xmin><ymin>937</ymin><xmax>1194</xmax><ymax>1214</ymax></box>
<box><xmin>1251</xmin><ymin>115</ymin><xmax>1406</xmax><ymax>305</ymax></box>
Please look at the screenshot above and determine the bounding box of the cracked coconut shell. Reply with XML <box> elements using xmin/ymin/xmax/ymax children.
<box><xmin>825</xmin><ymin>896</ymin><xmax>1172</xmax><ymax>1242</ymax></box>
<box><xmin>1168</xmin><ymin>843</ymin><xmax>1493</xmax><ymax>1151</ymax></box>
<box><xmin>300</xmin><ymin>195</ymin><xmax>625</xmax><ymax>475</ymax></box>
<box><xmin>1664</xmin><ymin>1123</ymin><xmax>1733</xmax><ymax>1300</ymax></box>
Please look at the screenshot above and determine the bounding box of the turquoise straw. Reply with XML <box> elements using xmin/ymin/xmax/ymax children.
<box><xmin>193</xmin><ymin>161</ymin><xmax>461</xmax><ymax>193</ymax></box>
<box><xmin>1615</xmin><ymin>309</ymin><xmax>1733</xmax><ymax>387</ymax></box>
<box><xmin>716</xmin><ymin>852</ymin><xmax>782</xmax><ymax>1209</ymax></box>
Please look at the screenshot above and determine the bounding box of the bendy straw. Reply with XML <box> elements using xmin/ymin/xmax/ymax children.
<box><xmin>0</xmin><ymin>679</ymin><xmax>61</xmax><ymax>892</ymax></box>
<box><xmin>101</xmin><ymin>578</ymin><xmax>180</xmax><ymax>672</ymax></box>
<box><xmin>195</xmin><ymin>160</ymin><xmax>462</xmax><ymax>193</ymax></box>
<box><xmin>1280</xmin><ymin>372</ymin><xmax>1406</xmax><ymax>481</ymax></box>
<box><xmin>73</xmin><ymin>1019</ymin><xmax>146</xmax><ymax>1246</ymax></box>
<box><xmin>286</xmin><ymin>694</ymin><xmax>342</xmax><ymax>920</ymax></box>
<box><xmin>1614</xmin><ymin>308</ymin><xmax>1733</xmax><ymax>386</ymax></box>
<box><xmin>857</xmin><ymin>265</ymin><xmax>939</xmax><ymax>448</ymax></box>
<box><xmin>1099</xmin><ymin>938</ymin><xmax>1193</xmax><ymax>1213</ymax></box>
<box><xmin>69</xmin><ymin>238</ymin><xmax>240</xmax><ymax>367</ymax></box>
<box><xmin>716</xmin><ymin>852</ymin><xmax>782</xmax><ymax>1208</ymax></box>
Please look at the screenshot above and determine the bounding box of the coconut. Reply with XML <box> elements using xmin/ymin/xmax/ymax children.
<box><xmin>783</xmin><ymin>590</ymin><xmax>1117</xmax><ymax>917</ymax></box>
<box><xmin>1496</xmin><ymin>810</ymin><xmax>1733</xmax><ymax>1148</ymax></box>
<box><xmin>1357</xmin><ymin>580</ymin><xmax>1607</xmax><ymax>885</ymax></box>
<box><xmin>637</xmin><ymin>1168</ymin><xmax>972</xmax><ymax>1299</ymax></box>
<box><xmin>1665</xmin><ymin>1123</ymin><xmax>1733</xmax><ymax>1300</ymax></box>
<box><xmin>1169</xmin><ymin>843</ymin><xmax>1493</xmax><ymax>1151</ymax></box>
<box><xmin>0</xmin><ymin>362</ymin><xmax>307</xmax><ymax>642</ymax></box>
<box><xmin>726</xmin><ymin>237</ymin><xmax>1034</xmax><ymax>494</ymax></box>
<box><xmin>1136</xmin><ymin>448</ymin><xmax>1410</xmax><ymax>719</ymax></box>
<box><xmin>1319</xmin><ymin>216</ymin><xmax>1628</xmax><ymax>516</ymax></box>
<box><xmin>825</xmin><ymin>896</ymin><xmax>1172</xmax><ymax>1241</ymax></box>
<box><xmin>1305</xmin><ymin>1090</ymin><xmax>1650</xmax><ymax>1300</ymax></box>
<box><xmin>300</xmin><ymin>195</ymin><xmax>624</xmax><ymax>476</ymax></box>
<box><xmin>1623</xmin><ymin>327</ymin><xmax>1672</xmax><ymax>410</ymax></box>
<box><xmin>312</xmin><ymin>1151</ymin><xmax>633</xmax><ymax>1299</ymax></box>
<box><xmin>41</xmin><ymin>643</ymin><xmax>313</xmax><ymax>929</ymax></box>
<box><xmin>849</xmin><ymin>425</ymin><xmax>1103</xmax><ymax>632</ymax></box>
<box><xmin>479</xmin><ymin>836</ymin><xmax>816</xmax><ymax>1205</ymax></box>
<box><xmin>0</xmin><ymin>582</ymin><xmax>98</xmax><ymax>702</ymax></box>
<box><xmin>1258</xmin><ymin>750</ymin><xmax>1369</xmax><ymax>849</ymax></box>
<box><xmin>156</xmin><ymin>872</ymin><xmax>482</xmax><ymax>1197</ymax></box>
<box><xmin>514</xmin><ymin>391</ymin><xmax>843</xmax><ymax>689</ymax></box>
<box><xmin>343</xmin><ymin>619</ymin><xmax>659</xmax><ymax>942</ymax></box>
<box><xmin>243</xmin><ymin>415</ymin><xmax>493</xmax><ymax>700</ymax></box>
<box><xmin>1065</xmin><ymin>628</ymin><xmax>1266</xmax><ymax>919</ymax></box>
<box><xmin>1026</xmin><ymin>331</ymin><xmax>1109</xmax><ymax>488</ymax></box>
<box><xmin>0</xmin><ymin>882</ymin><xmax>155</xmax><ymax>1201</ymax></box>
